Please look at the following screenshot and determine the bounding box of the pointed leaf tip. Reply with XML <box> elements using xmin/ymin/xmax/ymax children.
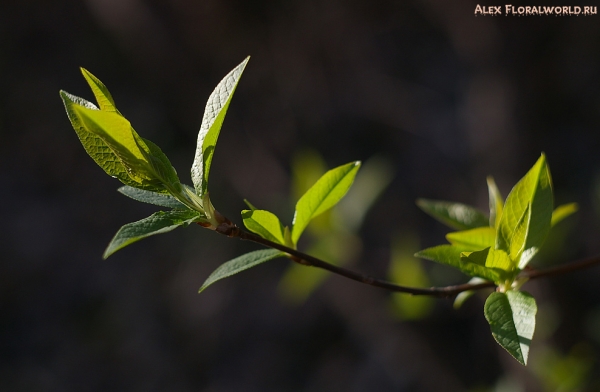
<box><xmin>79</xmin><ymin>67</ymin><xmax>119</xmax><ymax>113</ymax></box>
<box><xmin>191</xmin><ymin>57</ymin><xmax>250</xmax><ymax>196</ymax></box>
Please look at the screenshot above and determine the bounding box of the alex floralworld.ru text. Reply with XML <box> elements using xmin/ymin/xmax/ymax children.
<box><xmin>475</xmin><ymin>4</ymin><xmax>597</xmax><ymax>16</ymax></box>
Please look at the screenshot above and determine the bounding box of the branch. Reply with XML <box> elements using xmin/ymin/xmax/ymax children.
<box><xmin>211</xmin><ymin>219</ymin><xmax>600</xmax><ymax>298</ymax></box>
<box><xmin>522</xmin><ymin>254</ymin><xmax>600</xmax><ymax>281</ymax></box>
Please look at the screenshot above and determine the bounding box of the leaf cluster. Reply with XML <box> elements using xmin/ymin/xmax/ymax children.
<box><xmin>415</xmin><ymin>157</ymin><xmax>577</xmax><ymax>364</ymax></box>
<box><xmin>60</xmin><ymin>59</ymin><xmax>251</xmax><ymax>258</ymax></box>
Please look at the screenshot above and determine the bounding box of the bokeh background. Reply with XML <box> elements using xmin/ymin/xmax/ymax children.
<box><xmin>3</xmin><ymin>0</ymin><xmax>600</xmax><ymax>390</ymax></box>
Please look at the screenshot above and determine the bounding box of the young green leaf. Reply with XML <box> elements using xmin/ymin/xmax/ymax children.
<box><xmin>446</xmin><ymin>227</ymin><xmax>496</xmax><ymax>249</ymax></box>
<box><xmin>458</xmin><ymin>260</ymin><xmax>502</xmax><ymax>283</ymax></box>
<box><xmin>551</xmin><ymin>203</ymin><xmax>578</xmax><ymax>227</ymax></box>
<box><xmin>61</xmin><ymin>91</ymin><xmax>155</xmax><ymax>190</ymax></box>
<box><xmin>199</xmin><ymin>249</ymin><xmax>285</xmax><ymax>293</ymax></box>
<box><xmin>72</xmin><ymin>105</ymin><xmax>160</xmax><ymax>184</ymax></box>
<box><xmin>415</xmin><ymin>245</ymin><xmax>506</xmax><ymax>282</ymax></box>
<box><xmin>508</xmin><ymin>203</ymin><xmax>531</xmax><ymax>263</ymax></box>
<box><xmin>191</xmin><ymin>57</ymin><xmax>250</xmax><ymax>196</ymax></box>
<box><xmin>142</xmin><ymin>137</ymin><xmax>182</xmax><ymax>192</ymax></box>
<box><xmin>241</xmin><ymin>209</ymin><xmax>286</xmax><ymax>244</ymax></box>
<box><xmin>118</xmin><ymin>186</ymin><xmax>186</xmax><ymax>209</ymax></box>
<box><xmin>80</xmin><ymin>68</ymin><xmax>120</xmax><ymax>113</ymax></box>
<box><xmin>291</xmin><ymin>161</ymin><xmax>361</xmax><ymax>244</ymax></box>
<box><xmin>416</xmin><ymin>199</ymin><xmax>489</xmax><ymax>230</ymax></box>
<box><xmin>496</xmin><ymin>154</ymin><xmax>553</xmax><ymax>269</ymax></box>
<box><xmin>484</xmin><ymin>291</ymin><xmax>537</xmax><ymax>365</ymax></box>
<box><xmin>104</xmin><ymin>209</ymin><xmax>201</xmax><ymax>258</ymax></box>
<box><xmin>461</xmin><ymin>247</ymin><xmax>513</xmax><ymax>271</ymax></box>
<box><xmin>415</xmin><ymin>245</ymin><xmax>466</xmax><ymax>268</ymax></box>
<box><xmin>72</xmin><ymin>105</ymin><xmax>182</xmax><ymax>193</ymax></box>
<box><xmin>487</xmin><ymin>176</ymin><xmax>504</xmax><ymax>228</ymax></box>
<box><xmin>414</xmin><ymin>245</ymin><xmax>470</xmax><ymax>272</ymax></box>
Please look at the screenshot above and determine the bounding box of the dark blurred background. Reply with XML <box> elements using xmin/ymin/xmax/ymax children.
<box><xmin>3</xmin><ymin>0</ymin><xmax>600</xmax><ymax>391</ymax></box>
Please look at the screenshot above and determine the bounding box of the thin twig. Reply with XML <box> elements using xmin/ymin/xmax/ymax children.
<box><xmin>212</xmin><ymin>220</ymin><xmax>600</xmax><ymax>298</ymax></box>
<box><xmin>523</xmin><ymin>254</ymin><xmax>600</xmax><ymax>281</ymax></box>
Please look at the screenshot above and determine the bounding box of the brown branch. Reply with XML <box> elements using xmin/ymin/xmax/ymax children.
<box><xmin>210</xmin><ymin>219</ymin><xmax>600</xmax><ymax>298</ymax></box>
<box><xmin>522</xmin><ymin>254</ymin><xmax>600</xmax><ymax>281</ymax></box>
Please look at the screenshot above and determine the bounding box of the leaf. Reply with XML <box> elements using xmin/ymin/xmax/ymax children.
<box><xmin>142</xmin><ymin>137</ymin><xmax>182</xmax><ymax>192</ymax></box>
<box><xmin>484</xmin><ymin>291</ymin><xmax>537</xmax><ymax>365</ymax></box>
<box><xmin>416</xmin><ymin>199</ymin><xmax>489</xmax><ymax>230</ymax></box>
<box><xmin>241</xmin><ymin>209</ymin><xmax>285</xmax><ymax>244</ymax></box>
<box><xmin>551</xmin><ymin>203</ymin><xmax>578</xmax><ymax>227</ymax></box>
<box><xmin>458</xmin><ymin>248</ymin><xmax>504</xmax><ymax>282</ymax></box>
<box><xmin>496</xmin><ymin>154</ymin><xmax>553</xmax><ymax>269</ymax></box>
<box><xmin>446</xmin><ymin>227</ymin><xmax>496</xmax><ymax>249</ymax></box>
<box><xmin>506</xmin><ymin>203</ymin><xmax>529</xmax><ymax>262</ymax></box>
<box><xmin>118</xmin><ymin>186</ymin><xmax>186</xmax><ymax>209</ymax></box>
<box><xmin>103</xmin><ymin>209</ymin><xmax>200</xmax><ymax>258</ymax></box>
<box><xmin>199</xmin><ymin>249</ymin><xmax>285</xmax><ymax>293</ymax></box>
<box><xmin>415</xmin><ymin>245</ymin><xmax>468</xmax><ymax>269</ymax></box>
<box><xmin>460</xmin><ymin>248</ymin><xmax>516</xmax><ymax>274</ymax></box>
<box><xmin>72</xmin><ymin>105</ymin><xmax>159</xmax><ymax>184</ymax></box>
<box><xmin>191</xmin><ymin>57</ymin><xmax>250</xmax><ymax>196</ymax></box>
<box><xmin>60</xmin><ymin>91</ymin><xmax>155</xmax><ymax>190</ymax></box>
<box><xmin>487</xmin><ymin>176</ymin><xmax>504</xmax><ymax>228</ymax></box>
<box><xmin>80</xmin><ymin>68</ymin><xmax>119</xmax><ymax>113</ymax></box>
<box><xmin>291</xmin><ymin>161</ymin><xmax>361</xmax><ymax>244</ymax></box>
<box><xmin>414</xmin><ymin>245</ymin><xmax>491</xmax><ymax>280</ymax></box>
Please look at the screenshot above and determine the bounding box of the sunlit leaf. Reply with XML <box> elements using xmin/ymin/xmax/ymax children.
<box><xmin>458</xmin><ymin>248</ymin><xmax>505</xmax><ymax>282</ymax></box>
<box><xmin>61</xmin><ymin>72</ymin><xmax>181</xmax><ymax>193</ymax></box>
<box><xmin>415</xmin><ymin>244</ymin><xmax>495</xmax><ymax>280</ymax></box>
<box><xmin>191</xmin><ymin>57</ymin><xmax>250</xmax><ymax>196</ymax></box>
<box><xmin>72</xmin><ymin>105</ymin><xmax>158</xmax><ymax>183</ymax></box>
<box><xmin>291</xmin><ymin>161</ymin><xmax>361</xmax><ymax>244</ymax></box>
<box><xmin>416</xmin><ymin>199</ymin><xmax>489</xmax><ymax>230</ymax></box>
<box><xmin>199</xmin><ymin>249</ymin><xmax>285</xmax><ymax>293</ymax></box>
<box><xmin>415</xmin><ymin>245</ymin><xmax>467</xmax><ymax>270</ymax></box>
<box><xmin>508</xmin><ymin>203</ymin><xmax>530</xmax><ymax>262</ymax></box>
<box><xmin>80</xmin><ymin>67</ymin><xmax>119</xmax><ymax>113</ymax></box>
<box><xmin>485</xmin><ymin>291</ymin><xmax>537</xmax><ymax>365</ymax></box>
<box><xmin>242</xmin><ymin>209</ymin><xmax>285</xmax><ymax>244</ymax></box>
<box><xmin>60</xmin><ymin>91</ymin><xmax>155</xmax><ymax>190</ymax></box>
<box><xmin>446</xmin><ymin>227</ymin><xmax>496</xmax><ymax>249</ymax></box>
<box><xmin>496</xmin><ymin>154</ymin><xmax>553</xmax><ymax>269</ymax></box>
<box><xmin>104</xmin><ymin>209</ymin><xmax>201</xmax><ymax>258</ymax></box>
<box><xmin>460</xmin><ymin>247</ymin><xmax>513</xmax><ymax>282</ymax></box>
